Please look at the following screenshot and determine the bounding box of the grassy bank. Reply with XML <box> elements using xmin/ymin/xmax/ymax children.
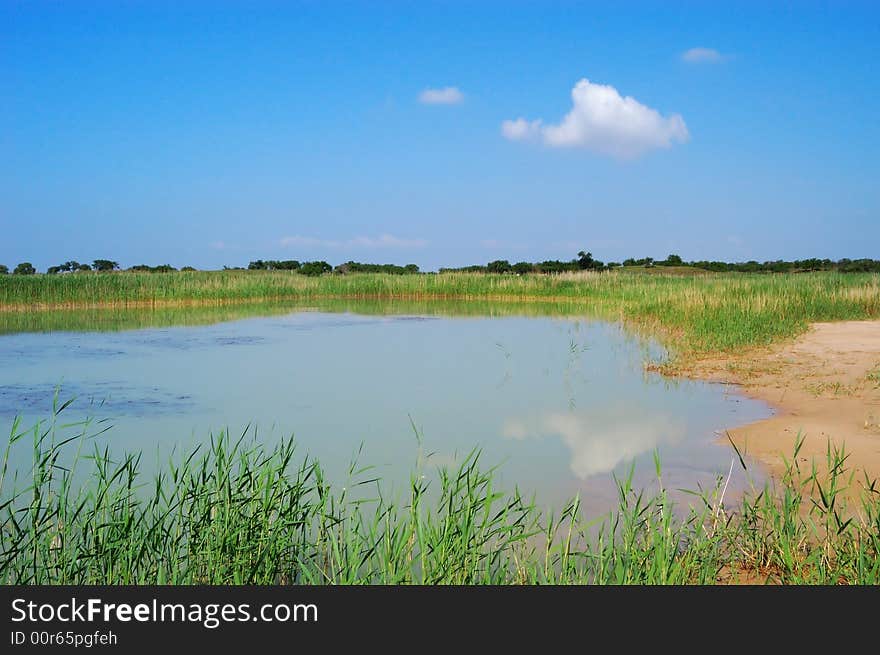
<box><xmin>2</xmin><ymin>270</ymin><xmax>879</xmax><ymax>355</ymax></box>
<box><xmin>0</xmin><ymin>297</ymin><xmax>602</xmax><ymax>335</ymax></box>
<box><xmin>2</xmin><ymin>412</ymin><xmax>878</xmax><ymax>585</ymax></box>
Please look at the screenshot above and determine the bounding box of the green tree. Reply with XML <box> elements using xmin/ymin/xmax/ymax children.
<box><xmin>486</xmin><ymin>259</ymin><xmax>512</xmax><ymax>273</ymax></box>
<box><xmin>577</xmin><ymin>250</ymin><xmax>606</xmax><ymax>270</ymax></box>
<box><xmin>299</xmin><ymin>261</ymin><xmax>331</xmax><ymax>277</ymax></box>
<box><xmin>535</xmin><ymin>259</ymin><xmax>578</xmax><ymax>274</ymax></box>
<box><xmin>13</xmin><ymin>262</ymin><xmax>36</xmax><ymax>275</ymax></box>
<box><xmin>275</xmin><ymin>260</ymin><xmax>301</xmax><ymax>270</ymax></box>
<box><xmin>0</xmin><ymin>264</ymin><xmax>8</xmax><ymax>275</ymax></box>
<box><xmin>577</xmin><ymin>251</ymin><xmax>595</xmax><ymax>269</ymax></box>
<box><xmin>47</xmin><ymin>260</ymin><xmax>90</xmax><ymax>274</ymax></box>
<box><xmin>334</xmin><ymin>261</ymin><xmax>418</xmax><ymax>274</ymax></box>
<box><xmin>663</xmin><ymin>254</ymin><xmax>683</xmax><ymax>266</ymax></box>
<box><xmin>512</xmin><ymin>261</ymin><xmax>533</xmax><ymax>275</ymax></box>
<box><xmin>93</xmin><ymin>259</ymin><xmax>119</xmax><ymax>272</ymax></box>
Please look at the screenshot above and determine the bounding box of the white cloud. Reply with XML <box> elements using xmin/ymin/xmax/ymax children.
<box><xmin>279</xmin><ymin>236</ymin><xmax>324</xmax><ymax>247</ymax></box>
<box><xmin>500</xmin><ymin>118</ymin><xmax>542</xmax><ymax>141</ymax></box>
<box><xmin>349</xmin><ymin>234</ymin><xmax>428</xmax><ymax>248</ymax></box>
<box><xmin>552</xmin><ymin>238</ymin><xmax>621</xmax><ymax>251</ymax></box>
<box><xmin>418</xmin><ymin>86</ymin><xmax>464</xmax><ymax>105</ymax></box>
<box><xmin>681</xmin><ymin>47</ymin><xmax>723</xmax><ymax>63</ymax></box>
<box><xmin>209</xmin><ymin>241</ymin><xmax>226</xmax><ymax>250</ymax></box>
<box><xmin>480</xmin><ymin>239</ymin><xmax>527</xmax><ymax>250</ymax></box>
<box><xmin>502</xmin><ymin>78</ymin><xmax>689</xmax><ymax>159</ymax></box>
<box><xmin>279</xmin><ymin>234</ymin><xmax>427</xmax><ymax>249</ymax></box>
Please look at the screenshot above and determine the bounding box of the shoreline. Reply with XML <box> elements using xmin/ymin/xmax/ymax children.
<box><xmin>3</xmin><ymin>294</ymin><xmax>878</xmax><ymax>483</ymax></box>
<box><xmin>675</xmin><ymin>321</ymin><xmax>880</xmax><ymax>484</ymax></box>
<box><xmin>0</xmin><ymin>293</ymin><xmax>609</xmax><ymax>313</ymax></box>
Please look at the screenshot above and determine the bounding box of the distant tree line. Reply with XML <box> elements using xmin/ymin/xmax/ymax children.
<box><xmin>299</xmin><ymin>261</ymin><xmax>332</xmax><ymax>276</ymax></box>
<box><xmin>678</xmin><ymin>258</ymin><xmax>880</xmax><ymax>273</ymax></box>
<box><xmin>440</xmin><ymin>252</ymin><xmax>880</xmax><ymax>275</ymax></box>
<box><xmin>42</xmin><ymin>259</ymin><xmax>119</xmax><ymax>274</ymax></box>
<box><xmin>127</xmin><ymin>264</ymin><xmax>197</xmax><ymax>273</ymax></box>
<box><xmin>0</xmin><ymin>260</ymin><xmax>202</xmax><ymax>275</ymax></box>
<box><xmin>333</xmin><ymin>261</ymin><xmax>419</xmax><ymax>275</ymax></box>
<box><xmin>613</xmin><ymin>255</ymin><xmax>880</xmax><ymax>274</ymax></box>
<box><xmin>46</xmin><ymin>260</ymin><xmax>92</xmax><ymax>274</ymax></box>
<box><xmin>3</xmin><ymin>252</ymin><xmax>879</xmax><ymax>277</ymax></box>
<box><xmin>246</xmin><ymin>259</ymin><xmax>332</xmax><ymax>276</ymax></box>
<box><xmin>247</xmin><ymin>259</ymin><xmax>419</xmax><ymax>276</ymax></box>
<box><xmin>440</xmin><ymin>251</ymin><xmax>607</xmax><ymax>275</ymax></box>
<box><xmin>247</xmin><ymin>259</ymin><xmax>303</xmax><ymax>271</ymax></box>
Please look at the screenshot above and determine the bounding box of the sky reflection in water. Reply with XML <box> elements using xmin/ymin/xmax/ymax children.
<box><xmin>0</xmin><ymin>307</ymin><xmax>771</xmax><ymax>514</ymax></box>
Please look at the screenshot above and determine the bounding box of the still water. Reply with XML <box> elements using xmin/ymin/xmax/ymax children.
<box><xmin>0</xmin><ymin>304</ymin><xmax>772</xmax><ymax>514</ymax></box>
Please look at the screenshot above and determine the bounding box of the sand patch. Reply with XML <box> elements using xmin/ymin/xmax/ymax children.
<box><xmin>675</xmin><ymin>321</ymin><xmax>880</xmax><ymax>483</ymax></box>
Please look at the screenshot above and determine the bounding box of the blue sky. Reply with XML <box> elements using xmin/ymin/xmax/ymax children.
<box><xmin>2</xmin><ymin>1</ymin><xmax>878</xmax><ymax>271</ymax></box>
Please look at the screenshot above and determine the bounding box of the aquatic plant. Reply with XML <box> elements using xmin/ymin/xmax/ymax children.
<box><xmin>1</xmin><ymin>407</ymin><xmax>877</xmax><ymax>585</ymax></box>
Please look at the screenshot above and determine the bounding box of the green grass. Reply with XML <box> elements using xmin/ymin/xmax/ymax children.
<box><xmin>2</xmin><ymin>270</ymin><xmax>879</xmax><ymax>357</ymax></box>
<box><xmin>3</xmin><ymin>271</ymin><xmax>878</xmax><ymax>585</ymax></box>
<box><xmin>2</xmin><ymin>407</ymin><xmax>878</xmax><ymax>585</ymax></box>
<box><xmin>0</xmin><ymin>297</ymin><xmax>602</xmax><ymax>335</ymax></box>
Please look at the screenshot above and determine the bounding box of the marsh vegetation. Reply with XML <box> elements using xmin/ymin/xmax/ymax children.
<box><xmin>2</xmin><ymin>270</ymin><xmax>877</xmax><ymax>358</ymax></box>
<box><xmin>2</xmin><ymin>270</ymin><xmax>878</xmax><ymax>585</ymax></box>
<box><xmin>1</xmin><ymin>410</ymin><xmax>877</xmax><ymax>585</ymax></box>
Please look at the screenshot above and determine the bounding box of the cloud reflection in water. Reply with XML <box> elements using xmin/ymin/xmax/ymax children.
<box><xmin>503</xmin><ymin>407</ymin><xmax>684</xmax><ymax>479</ymax></box>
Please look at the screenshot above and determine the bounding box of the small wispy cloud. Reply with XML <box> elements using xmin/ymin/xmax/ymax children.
<box><xmin>209</xmin><ymin>241</ymin><xmax>226</xmax><ymax>250</ymax></box>
<box><xmin>349</xmin><ymin>234</ymin><xmax>428</xmax><ymax>248</ymax></box>
<box><xmin>502</xmin><ymin>78</ymin><xmax>689</xmax><ymax>160</ymax></box>
<box><xmin>681</xmin><ymin>47</ymin><xmax>724</xmax><ymax>63</ymax></box>
<box><xmin>500</xmin><ymin>118</ymin><xmax>542</xmax><ymax>141</ymax></box>
<box><xmin>278</xmin><ymin>236</ymin><xmax>323</xmax><ymax>248</ymax></box>
<box><xmin>279</xmin><ymin>234</ymin><xmax>428</xmax><ymax>249</ymax></box>
<box><xmin>552</xmin><ymin>239</ymin><xmax>621</xmax><ymax>251</ymax></box>
<box><xmin>481</xmin><ymin>239</ymin><xmax>527</xmax><ymax>251</ymax></box>
<box><xmin>418</xmin><ymin>86</ymin><xmax>464</xmax><ymax>105</ymax></box>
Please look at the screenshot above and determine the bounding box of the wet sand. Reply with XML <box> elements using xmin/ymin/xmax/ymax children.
<box><xmin>679</xmin><ymin>321</ymin><xmax>880</xmax><ymax>484</ymax></box>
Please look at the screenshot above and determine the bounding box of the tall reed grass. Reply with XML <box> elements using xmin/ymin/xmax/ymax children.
<box><xmin>0</xmin><ymin>298</ymin><xmax>598</xmax><ymax>335</ymax></box>
<box><xmin>2</xmin><ymin>406</ymin><xmax>878</xmax><ymax>585</ymax></box>
<box><xmin>3</xmin><ymin>271</ymin><xmax>878</xmax><ymax>355</ymax></box>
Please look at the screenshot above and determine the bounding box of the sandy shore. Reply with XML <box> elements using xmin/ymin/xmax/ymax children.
<box><xmin>677</xmin><ymin>321</ymin><xmax>880</xmax><ymax>484</ymax></box>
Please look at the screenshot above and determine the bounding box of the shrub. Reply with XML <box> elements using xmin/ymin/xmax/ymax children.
<box><xmin>12</xmin><ymin>262</ymin><xmax>35</xmax><ymax>275</ymax></box>
<box><xmin>299</xmin><ymin>261</ymin><xmax>332</xmax><ymax>277</ymax></box>
<box><xmin>92</xmin><ymin>259</ymin><xmax>119</xmax><ymax>272</ymax></box>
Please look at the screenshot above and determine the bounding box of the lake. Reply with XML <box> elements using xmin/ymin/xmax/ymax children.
<box><xmin>0</xmin><ymin>301</ymin><xmax>772</xmax><ymax>515</ymax></box>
